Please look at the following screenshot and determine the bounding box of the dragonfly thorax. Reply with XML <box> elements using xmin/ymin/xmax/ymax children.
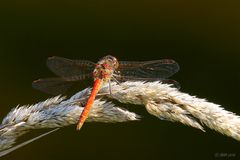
<box><xmin>93</xmin><ymin>55</ymin><xmax>119</xmax><ymax>81</ymax></box>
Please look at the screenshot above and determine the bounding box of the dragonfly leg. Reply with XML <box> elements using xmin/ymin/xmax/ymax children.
<box><xmin>108</xmin><ymin>79</ymin><xmax>113</xmax><ymax>97</ymax></box>
<box><xmin>112</xmin><ymin>77</ymin><xmax>121</xmax><ymax>85</ymax></box>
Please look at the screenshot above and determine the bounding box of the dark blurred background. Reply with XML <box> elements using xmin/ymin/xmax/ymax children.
<box><xmin>0</xmin><ymin>0</ymin><xmax>239</xmax><ymax>160</ymax></box>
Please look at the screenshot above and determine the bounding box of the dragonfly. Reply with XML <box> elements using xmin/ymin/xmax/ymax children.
<box><xmin>32</xmin><ymin>55</ymin><xmax>180</xmax><ymax>130</ymax></box>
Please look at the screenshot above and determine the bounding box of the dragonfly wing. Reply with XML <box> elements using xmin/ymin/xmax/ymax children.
<box><xmin>32</xmin><ymin>77</ymin><xmax>75</xmax><ymax>95</ymax></box>
<box><xmin>47</xmin><ymin>56</ymin><xmax>95</xmax><ymax>77</ymax></box>
<box><xmin>160</xmin><ymin>79</ymin><xmax>180</xmax><ymax>89</ymax></box>
<box><xmin>118</xmin><ymin>59</ymin><xmax>179</xmax><ymax>79</ymax></box>
<box><xmin>114</xmin><ymin>76</ymin><xmax>180</xmax><ymax>89</ymax></box>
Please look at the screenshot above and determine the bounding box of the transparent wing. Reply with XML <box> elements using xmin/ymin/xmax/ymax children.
<box><xmin>47</xmin><ymin>56</ymin><xmax>95</xmax><ymax>78</ymax></box>
<box><xmin>32</xmin><ymin>77</ymin><xmax>76</xmax><ymax>95</ymax></box>
<box><xmin>118</xmin><ymin>59</ymin><xmax>179</xmax><ymax>79</ymax></box>
<box><xmin>114</xmin><ymin>75</ymin><xmax>180</xmax><ymax>89</ymax></box>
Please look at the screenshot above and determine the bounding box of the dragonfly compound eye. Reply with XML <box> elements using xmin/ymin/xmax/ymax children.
<box><xmin>110</xmin><ymin>56</ymin><xmax>119</xmax><ymax>69</ymax></box>
<box><xmin>102</xmin><ymin>55</ymin><xmax>119</xmax><ymax>69</ymax></box>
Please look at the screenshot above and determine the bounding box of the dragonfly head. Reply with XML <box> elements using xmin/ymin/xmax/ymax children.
<box><xmin>101</xmin><ymin>55</ymin><xmax>119</xmax><ymax>69</ymax></box>
<box><xmin>93</xmin><ymin>55</ymin><xmax>119</xmax><ymax>81</ymax></box>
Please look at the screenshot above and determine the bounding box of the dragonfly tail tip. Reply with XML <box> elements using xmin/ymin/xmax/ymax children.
<box><xmin>76</xmin><ymin>122</ymin><xmax>83</xmax><ymax>130</ymax></box>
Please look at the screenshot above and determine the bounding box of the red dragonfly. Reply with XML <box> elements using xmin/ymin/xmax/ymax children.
<box><xmin>32</xmin><ymin>55</ymin><xmax>180</xmax><ymax>130</ymax></box>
